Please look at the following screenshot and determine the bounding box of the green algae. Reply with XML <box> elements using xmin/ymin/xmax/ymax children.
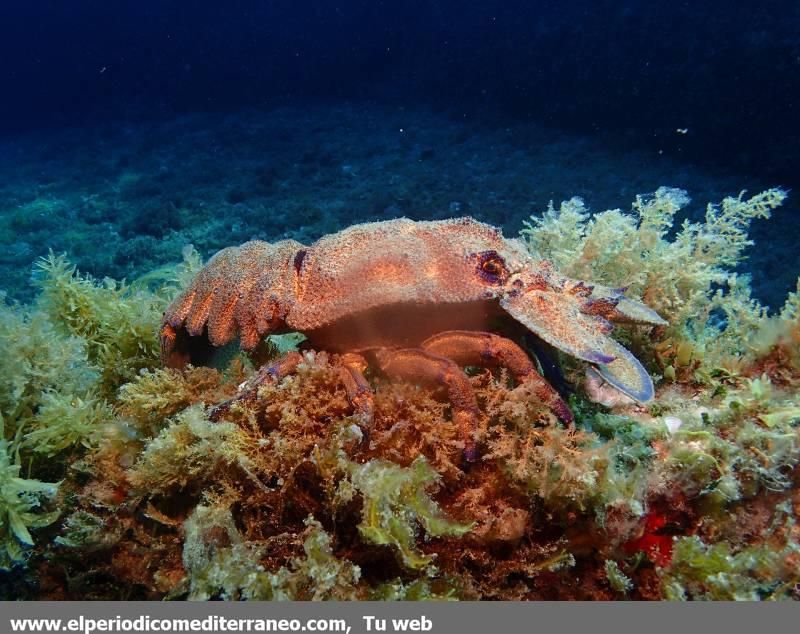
<box><xmin>24</xmin><ymin>391</ymin><xmax>113</xmax><ymax>456</ymax></box>
<box><xmin>346</xmin><ymin>456</ymin><xmax>474</xmax><ymax>570</ymax></box>
<box><xmin>117</xmin><ymin>366</ymin><xmax>225</xmax><ymax>437</ymax></box>
<box><xmin>0</xmin><ymin>417</ymin><xmax>60</xmax><ymax>570</ymax></box>
<box><xmin>127</xmin><ymin>404</ymin><xmax>246</xmax><ymax>497</ymax></box>
<box><xmin>317</xmin><ymin>423</ymin><xmax>473</xmax><ymax>570</ymax></box>
<box><xmin>521</xmin><ymin>187</ymin><xmax>790</xmax><ymax>369</ymax></box>
<box><xmin>660</xmin><ymin>524</ymin><xmax>797</xmax><ymax>601</ymax></box>
<box><xmin>0</xmin><ymin>302</ymin><xmax>98</xmax><ymax>441</ymax></box>
<box><xmin>604</xmin><ymin>560</ymin><xmax>633</xmax><ymax>595</ymax></box>
<box><xmin>370</xmin><ymin>578</ymin><xmax>460</xmax><ymax>601</ymax></box>
<box><xmin>487</xmin><ymin>408</ymin><xmax>655</xmax><ymax>530</ymax></box>
<box><xmin>34</xmin><ymin>252</ymin><xmax>167</xmax><ymax>397</ymax></box>
<box><xmin>53</xmin><ymin>510</ymin><xmax>111</xmax><ymax>551</ymax></box>
<box><xmin>183</xmin><ymin>509</ymin><xmax>361</xmax><ymax>601</ymax></box>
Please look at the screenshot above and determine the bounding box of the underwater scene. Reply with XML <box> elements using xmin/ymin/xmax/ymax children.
<box><xmin>0</xmin><ymin>1</ymin><xmax>799</xmax><ymax>601</ymax></box>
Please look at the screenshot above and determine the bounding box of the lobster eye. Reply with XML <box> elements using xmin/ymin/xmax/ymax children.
<box><xmin>475</xmin><ymin>250</ymin><xmax>507</xmax><ymax>283</ymax></box>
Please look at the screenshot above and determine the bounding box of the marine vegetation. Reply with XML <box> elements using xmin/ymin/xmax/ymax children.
<box><xmin>0</xmin><ymin>187</ymin><xmax>798</xmax><ymax>601</ymax></box>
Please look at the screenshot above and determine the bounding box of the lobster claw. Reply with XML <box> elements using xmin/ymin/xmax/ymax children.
<box><xmin>501</xmin><ymin>279</ymin><xmax>656</xmax><ymax>402</ymax></box>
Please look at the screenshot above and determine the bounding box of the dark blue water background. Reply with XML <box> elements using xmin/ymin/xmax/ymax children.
<box><xmin>0</xmin><ymin>1</ymin><xmax>797</xmax><ymax>305</ymax></box>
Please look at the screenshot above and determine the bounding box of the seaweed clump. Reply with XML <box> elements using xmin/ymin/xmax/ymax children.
<box><xmin>0</xmin><ymin>188</ymin><xmax>798</xmax><ymax>601</ymax></box>
<box><xmin>183</xmin><ymin>509</ymin><xmax>361</xmax><ymax>601</ymax></box>
<box><xmin>33</xmin><ymin>253</ymin><xmax>169</xmax><ymax>396</ymax></box>
<box><xmin>0</xmin><ymin>417</ymin><xmax>59</xmax><ymax>570</ymax></box>
<box><xmin>522</xmin><ymin>188</ymin><xmax>790</xmax><ymax>370</ymax></box>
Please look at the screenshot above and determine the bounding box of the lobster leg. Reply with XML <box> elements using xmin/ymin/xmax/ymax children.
<box><xmin>208</xmin><ymin>351</ymin><xmax>303</xmax><ymax>421</ymax></box>
<box><xmin>336</xmin><ymin>353</ymin><xmax>375</xmax><ymax>424</ymax></box>
<box><xmin>421</xmin><ymin>330</ymin><xmax>574</xmax><ymax>426</ymax></box>
<box><xmin>207</xmin><ymin>350</ymin><xmax>376</xmax><ymax>430</ymax></box>
<box><xmin>373</xmin><ymin>348</ymin><xmax>481</xmax><ymax>462</ymax></box>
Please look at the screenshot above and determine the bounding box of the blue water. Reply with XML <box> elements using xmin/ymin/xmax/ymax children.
<box><xmin>0</xmin><ymin>1</ymin><xmax>797</xmax><ymax>305</ymax></box>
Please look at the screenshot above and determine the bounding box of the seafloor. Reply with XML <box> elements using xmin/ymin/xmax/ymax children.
<box><xmin>0</xmin><ymin>103</ymin><xmax>795</xmax><ymax>307</ymax></box>
<box><xmin>0</xmin><ymin>103</ymin><xmax>798</xmax><ymax>600</ymax></box>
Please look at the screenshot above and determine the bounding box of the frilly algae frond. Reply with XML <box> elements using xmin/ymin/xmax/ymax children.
<box><xmin>0</xmin><ymin>247</ymin><xmax>200</xmax><ymax>580</ymax></box>
<box><xmin>127</xmin><ymin>405</ymin><xmax>246</xmax><ymax>497</ymax></box>
<box><xmin>183</xmin><ymin>509</ymin><xmax>361</xmax><ymax>601</ymax></box>
<box><xmin>312</xmin><ymin>419</ymin><xmax>472</xmax><ymax>570</ymax></box>
<box><xmin>0</xmin><ymin>302</ymin><xmax>98</xmax><ymax>443</ymax></box>
<box><xmin>603</xmin><ymin>559</ymin><xmax>633</xmax><ymax>595</ymax></box>
<box><xmin>0</xmin><ymin>418</ymin><xmax>60</xmax><ymax>570</ymax></box>
<box><xmin>345</xmin><ymin>456</ymin><xmax>474</xmax><ymax>569</ymax></box>
<box><xmin>117</xmin><ymin>367</ymin><xmax>226</xmax><ymax>437</ymax></box>
<box><xmin>1</xmin><ymin>188</ymin><xmax>799</xmax><ymax>600</ymax></box>
<box><xmin>522</xmin><ymin>187</ymin><xmax>790</xmax><ymax>368</ymax></box>
<box><xmin>661</xmin><ymin>504</ymin><xmax>798</xmax><ymax>602</ymax></box>
<box><xmin>34</xmin><ymin>253</ymin><xmax>168</xmax><ymax>396</ymax></box>
<box><xmin>24</xmin><ymin>391</ymin><xmax>113</xmax><ymax>456</ymax></box>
